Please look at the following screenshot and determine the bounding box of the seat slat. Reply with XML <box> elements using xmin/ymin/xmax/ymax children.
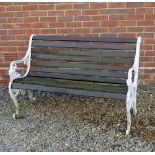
<box><xmin>32</xmin><ymin>54</ymin><xmax>134</xmax><ymax>64</ymax></box>
<box><xmin>32</xmin><ymin>48</ymin><xmax>135</xmax><ymax>58</ymax></box>
<box><xmin>28</xmin><ymin>72</ymin><xmax>126</xmax><ymax>84</ymax></box>
<box><xmin>14</xmin><ymin>77</ymin><xmax>127</xmax><ymax>93</ymax></box>
<box><xmin>31</xmin><ymin>61</ymin><xmax>130</xmax><ymax>71</ymax></box>
<box><xmin>33</xmin><ymin>35</ymin><xmax>137</xmax><ymax>43</ymax></box>
<box><xmin>32</xmin><ymin>41</ymin><xmax>136</xmax><ymax>50</ymax></box>
<box><xmin>12</xmin><ymin>83</ymin><xmax>126</xmax><ymax>99</ymax></box>
<box><xmin>30</xmin><ymin>67</ymin><xmax>128</xmax><ymax>78</ymax></box>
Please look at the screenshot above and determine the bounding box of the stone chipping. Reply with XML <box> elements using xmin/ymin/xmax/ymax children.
<box><xmin>0</xmin><ymin>85</ymin><xmax>154</xmax><ymax>151</ymax></box>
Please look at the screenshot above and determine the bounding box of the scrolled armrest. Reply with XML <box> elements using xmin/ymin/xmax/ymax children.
<box><xmin>126</xmin><ymin>67</ymin><xmax>134</xmax><ymax>86</ymax></box>
<box><xmin>127</xmin><ymin>66</ymin><xmax>139</xmax><ymax>87</ymax></box>
<box><xmin>9</xmin><ymin>61</ymin><xmax>21</xmax><ymax>80</ymax></box>
<box><xmin>8</xmin><ymin>34</ymin><xmax>35</xmax><ymax>81</ymax></box>
<box><xmin>9</xmin><ymin>56</ymin><xmax>30</xmax><ymax>80</ymax></box>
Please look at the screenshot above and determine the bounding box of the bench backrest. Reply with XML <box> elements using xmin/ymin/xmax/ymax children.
<box><xmin>29</xmin><ymin>35</ymin><xmax>137</xmax><ymax>85</ymax></box>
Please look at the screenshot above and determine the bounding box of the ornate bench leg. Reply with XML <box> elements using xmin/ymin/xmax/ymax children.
<box><xmin>9</xmin><ymin>88</ymin><xmax>20</xmax><ymax>119</ymax></box>
<box><xmin>126</xmin><ymin>91</ymin><xmax>132</xmax><ymax>136</ymax></box>
<box><xmin>126</xmin><ymin>103</ymin><xmax>131</xmax><ymax>136</ymax></box>
<box><xmin>133</xmin><ymin>92</ymin><xmax>137</xmax><ymax>116</ymax></box>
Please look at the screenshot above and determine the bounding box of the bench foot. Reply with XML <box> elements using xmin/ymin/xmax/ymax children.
<box><xmin>13</xmin><ymin>113</ymin><xmax>20</xmax><ymax>119</ymax></box>
<box><xmin>125</xmin><ymin>130</ymin><xmax>130</xmax><ymax>136</ymax></box>
<box><xmin>133</xmin><ymin>107</ymin><xmax>137</xmax><ymax>116</ymax></box>
<box><xmin>27</xmin><ymin>90</ymin><xmax>36</xmax><ymax>102</ymax></box>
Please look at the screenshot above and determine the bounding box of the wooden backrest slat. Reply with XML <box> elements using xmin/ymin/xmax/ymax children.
<box><xmin>29</xmin><ymin>71</ymin><xmax>127</xmax><ymax>84</ymax></box>
<box><xmin>33</xmin><ymin>35</ymin><xmax>137</xmax><ymax>43</ymax></box>
<box><xmin>30</xmin><ymin>67</ymin><xmax>128</xmax><ymax>79</ymax></box>
<box><xmin>32</xmin><ymin>41</ymin><xmax>136</xmax><ymax>50</ymax></box>
<box><xmin>31</xmin><ymin>53</ymin><xmax>134</xmax><ymax>64</ymax></box>
<box><xmin>31</xmin><ymin>61</ymin><xmax>130</xmax><ymax>71</ymax></box>
<box><xmin>32</xmin><ymin>48</ymin><xmax>135</xmax><ymax>58</ymax></box>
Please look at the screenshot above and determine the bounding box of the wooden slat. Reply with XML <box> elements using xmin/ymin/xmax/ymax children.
<box><xmin>13</xmin><ymin>77</ymin><xmax>127</xmax><ymax>93</ymax></box>
<box><xmin>31</xmin><ymin>61</ymin><xmax>130</xmax><ymax>71</ymax></box>
<box><xmin>28</xmin><ymin>72</ymin><xmax>127</xmax><ymax>84</ymax></box>
<box><xmin>32</xmin><ymin>41</ymin><xmax>136</xmax><ymax>50</ymax></box>
<box><xmin>33</xmin><ymin>35</ymin><xmax>137</xmax><ymax>43</ymax></box>
<box><xmin>30</xmin><ymin>67</ymin><xmax>128</xmax><ymax>78</ymax></box>
<box><xmin>32</xmin><ymin>48</ymin><xmax>136</xmax><ymax>58</ymax></box>
<box><xmin>12</xmin><ymin>83</ymin><xmax>126</xmax><ymax>99</ymax></box>
<box><xmin>32</xmin><ymin>54</ymin><xmax>133</xmax><ymax>64</ymax></box>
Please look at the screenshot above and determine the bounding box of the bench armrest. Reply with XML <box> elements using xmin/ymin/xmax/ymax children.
<box><xmin>126</xmin><ymin>37</ymin><xmax>141</xmax><ymax>88</ymax></box>
<box><xmin>126</xmin><ymin>67</ymin><xmax>134</xmax><ymax>86</ymax></box>
<box><xmin>9</xmin><ymin>34</ymin><xmax>35</xmax><ymax>81</ymax></box>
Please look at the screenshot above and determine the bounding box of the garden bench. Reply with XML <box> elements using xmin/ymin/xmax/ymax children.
<box><xmin>8</xmin><ymin>34</ymin><xmax>141</xmax><ymax>135</ymax></box>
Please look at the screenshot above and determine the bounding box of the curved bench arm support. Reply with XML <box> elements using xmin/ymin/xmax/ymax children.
<box><xmin>126</xmin><ymin>37</ymin><xmax>141</xmax><ymax>135</ymax></box>
<box><xmin>9</xmin><ymin>34</ymin><xmax>35</xmax><ymax>81</ymax></box>
<box><xmin>8</xmin><ymin>34</ymin><xmax>35</xmax><ymax>118</ymax></box>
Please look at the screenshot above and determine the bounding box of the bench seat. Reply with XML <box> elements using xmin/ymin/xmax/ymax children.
<box><xmin>13</xmin><ymin>77</ymin><xmax>127</xmax><ymax>99</ymax></box>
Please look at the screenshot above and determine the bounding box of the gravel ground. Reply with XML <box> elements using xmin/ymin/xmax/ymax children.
<box><xmin>0</xmin><ymin>85</ymin><xmax>155</xmax><ymax>152</ymax></box>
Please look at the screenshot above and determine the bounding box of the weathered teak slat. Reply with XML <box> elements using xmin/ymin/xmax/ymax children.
<box><xmin>29</xmin><ymin>72</ymin><xmax>127</xmax><ymax>84</ymax></box>
<box><xmin>30</xmin><ymin>67</ymin><xmax>128</xmax><ymax>78</ymax></box>
<box><xmin>32</xmin><ymin>41</ymin><xmax>136</xmax><ymax>50</ymax></box>
<box><xmin>32</xmin><ymin>48</ymin><xmax>135</xmax><ymax>58</ymax></box>
<box><xmin>33</xmin><ymin>35</ymin><xmax>137</xmax><ymax>43</ymax></box>
<box><xmin>32</xmin><ymin>53</ymin><xmax>134</xmax><ymax>64</ymax></box>
<box><xmin>31</xmin><ymin>61</ymin><xmax>130</xmax><ymax>71</ymax></box>
<box><xmin>14</xmin><ymin>77</ymin><xmax>127</xmax><ymax>93</ymax></box>
<box><xmin>12</xmin><ymin>83</ymin><xmax>126</xmax><ymax>100</ymax></box>
<box><xmin>8</xmin><ymin>34</ymin><xmax>141</xmax><ymax>136</ymax></box>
